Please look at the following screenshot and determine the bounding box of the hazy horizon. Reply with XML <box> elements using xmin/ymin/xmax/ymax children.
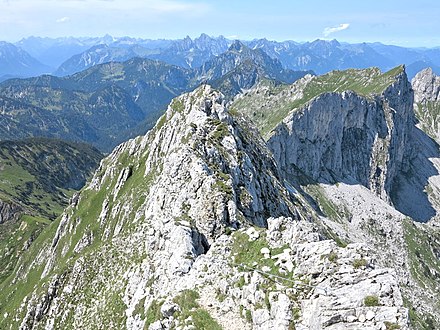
<box><xmin>2</xmin><ymin>33</ymin><xmax>439</xmax><ymax>50</ymax></box>
<box><xmin>1</xmin><ymin>0</ymin><xmax>439</xmax><ymax>48</ymax></box>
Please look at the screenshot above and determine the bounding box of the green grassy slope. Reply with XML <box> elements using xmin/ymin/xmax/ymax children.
<box><xmin>0</xmin><ymin>138</ymin><xmax>102</xmax><ymax>284</ymax></box>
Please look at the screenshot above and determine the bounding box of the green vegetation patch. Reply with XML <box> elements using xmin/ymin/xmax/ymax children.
<box><xmin>403</xmin><ymin>296</ymin><xmax>437</xmax><ymax>330</ymax></box>
<box><xmin>414</xmin><ymin>101</ymin><xmax>440</xmax><ymax>140</ymax></box>
<box><xmin>171</xmin><ymin>98</ymin><xmax>185</xmax><ymax>113</ymax></box>
<box><xmin>0</xmin><ymin>216</ymin><xmax>60</xmax><ymax>328</ymax></box>
<box><xmin>230</xmin><ymin>230</ymin><xmax>295</xmax><ymax>287</ymax></box>
<box><xmin>0</xmin><ymin>214</ymin><xmax>50</xmax><ymax>283</ymax></box>
<box><xmin>384</xmin><ymin>321</ymin><xmax>401</xmax><ymax>330</ymax></box>
<box><xmin>173</xmin><ymin>289</ymin><xmax>222</xmax><ymax>330</ymax></box>
<box><xmin>353</xmin><ymin>258</ymin><xmax>367</xmax><ymax>269</ymax></box>
<box><xmin>364</xmin><ymin>295</ymin><xmax>380</xmax><ymax>307</ymax></box>
<box><xmin>145</xmin><ymin>299</ymin><xmax>164</xmax><ymax>329</ymax></box>
<box><xmin>133</xmin><ymin>297</ymin><xmax>147</xmax><ymax>320</ymax></box>
<box><xmin>403</xmin><ymin>218</ymin><xmax>440</xmax><ymax>292</ymax></box>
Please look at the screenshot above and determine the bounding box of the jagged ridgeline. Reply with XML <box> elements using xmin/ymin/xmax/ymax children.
<box><xmin>1</xmin><ymin>66</ymin><xmax>440</xmax><ymax>330</ymax></box>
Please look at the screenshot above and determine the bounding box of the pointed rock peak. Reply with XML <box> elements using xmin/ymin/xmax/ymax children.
<box><xmin>228</xmin><ymin>40</ymin><xmax>247</xmax><ymax>52</ymax></box>
<box><xmin>412</xmin><ymin>66</ymin><xmax>440</xmax><ymax>103</ymax></box>
<box><xmin>102</xmin><ymin>34</ymin><xmax>114</xmax><ymax>44</ymax></box>
<box><xmin>415</xmin><ymin>66</ymin><xmax>434</xmax><ymax>78</ymax></box>
<box><xmin>329</xmin><ymin>39</ymin><xmax>341</xmax><ymax>47</ymax></box>
<box><xmin>197</xmin><ymin>33</ymin><xmax>211</xmax><ymax>40</ymax></box>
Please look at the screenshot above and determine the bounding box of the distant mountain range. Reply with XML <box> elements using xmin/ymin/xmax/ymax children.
<box><xmin>0</xmin><ymin>42</ymin><xmax>309</xmax><ymax>151</ymax></box>
<box><xmin>1</xmin><ymin>34</ymin><xmax>440</xmax><ymax>81</ymax></box>
<box><xmin>0</xmin><ymin>42</ymin><xmax>52</xmax><ymax>81</ymax></box>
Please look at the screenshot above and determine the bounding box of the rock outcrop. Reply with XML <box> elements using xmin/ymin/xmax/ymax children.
<box><xmin>0</xmin><ymin>199</ymin><xmax>23</xmax><ymax>224</ymax></box>
<box><xmin>412</xmin><ymin>67</ymin><xmax>440</xmax><ymax>103</ymax></box>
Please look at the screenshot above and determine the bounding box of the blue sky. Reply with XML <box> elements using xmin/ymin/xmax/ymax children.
<box><xmin>1</xmin><ymin>0</ymin><xmax>439</xmax><ymax>47</ymax></box>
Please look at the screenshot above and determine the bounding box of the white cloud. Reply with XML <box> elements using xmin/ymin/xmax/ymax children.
<box><xmin>323</xmin><ymin>23</ymin><xmax>350</xmax><ymax>37</ymax></box>
<box><xmin>56</xmin><ymin>16</ymin><xmax>70</xmax><ymax>23</ymax></box>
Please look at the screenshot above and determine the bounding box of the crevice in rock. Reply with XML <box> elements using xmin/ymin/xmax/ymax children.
<box><xmin>191</xmin><ymin>228</ymin><xmax>210</xmax><ymax>255</ymax></box>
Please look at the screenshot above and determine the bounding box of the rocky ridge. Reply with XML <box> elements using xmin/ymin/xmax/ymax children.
<box><xmin>0</xmin><ymin>85</ymin><xmax>410</xmax><ymax>330</ymax></box>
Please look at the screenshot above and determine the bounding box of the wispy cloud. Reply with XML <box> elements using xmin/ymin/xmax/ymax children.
<box><xmin>56</xmin><ymin>16</ymin><xmax>70</xmax><ymax>23</ymax></box>
<box><xmin>323</xmin><ymin>23</ymin><xmax>350</xmax><ymax>37</ymax></box>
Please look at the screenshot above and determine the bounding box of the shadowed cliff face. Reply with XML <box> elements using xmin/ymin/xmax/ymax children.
<box><xmin>395</xmin><ymin>67</ymin><xmax>440</xmax><ymax>222</ymax></box>
<box><xmin>268</xmin><ymin>70</ymin><xmax>414</xmax><ymax>202</ymax></box>
<box><xmin>240</xmin><ymin>66</ymin><xmax>440</xmax><ymax>223</ymax></box>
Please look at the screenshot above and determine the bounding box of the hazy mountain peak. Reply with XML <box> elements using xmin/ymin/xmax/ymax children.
<box><xmin>196</xmin><ymin>32</ymin><xmax>211</xmax><ymax>41</ymax></box>
<box><xmin>228</xmin><ymin>40</ymin><xmax>246</xmax><ymax>52</ymax></box>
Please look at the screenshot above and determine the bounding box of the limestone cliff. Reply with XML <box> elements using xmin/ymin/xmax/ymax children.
<box><xmin>267</xmin><ymin>68</ymin><xmax>413</xmax><ymax>202</ymax></box>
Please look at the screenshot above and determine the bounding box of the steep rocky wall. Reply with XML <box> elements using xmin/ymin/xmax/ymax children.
<box><xmin>0</xmin><ymin>199</ymin><xmax>23</xmax><ymax>224</ymax></box>
<box><xmin>268</xmin><ymin>71</ymin><xmax>414</xmax><ymax>201</ymax></box>
<box><xmin>412</xmin><ymin>67</ymin><xmax>440</xmax><ymax>144</ymax></box>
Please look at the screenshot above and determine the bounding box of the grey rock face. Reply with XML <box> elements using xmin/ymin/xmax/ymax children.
<box><xmin>412</xmin><ymin>67</ymin><xmax>440</xmax><ymax>103</ymax></box>
<box><xmin>411</xmin><ymin>67</ymin><xmax>440</xmax><ymax>145</ymax></box>
<box><xmin>0</xmin><ymin>199</ymin><xmax>23</xmax><ymax>224</ymax></box>
<box><xmin>269</xmin><ymin>71</ymin><xmax>414</xmax><ymax>202</ymax></box>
